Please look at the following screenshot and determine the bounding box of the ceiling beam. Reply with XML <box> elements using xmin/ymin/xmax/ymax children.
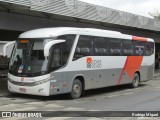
<box><xmin>0</xmin><ymin>3</ymin><xmax>10</xmax><ymax>12</ymax></box>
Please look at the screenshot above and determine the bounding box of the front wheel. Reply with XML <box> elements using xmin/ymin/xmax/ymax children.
<box><xmin>131</xmin><ymin>73</ymin><xmax>140</xmax><ymax>88</ymax></box>
<box><xmin>68</xmin><ymin>79</ymin><xmax>82</xmax><ymax>99</ymax></box>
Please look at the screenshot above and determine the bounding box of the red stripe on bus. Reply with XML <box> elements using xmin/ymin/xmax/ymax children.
<box><xmin>117</xmin><ymin>57</ymin><xmax>129</xmax><ymax>85</ymax></box>
<box><xmin>117</xmin><ymin>36</ymin><xmax>145</xmax><ymax>85</ymax></box>
<box><xmin>125</xmin><ymin>56</ymin><xmax>143</xmax><ymax>79</ymax></box>
<box><xmin>117</xmin><ymin>56</ymin><xmax>143</xmax><ymax>85</ymax></box>
<box><xmin>132</xmin><ymin>36</ymin><xmax>147</xmax><ymax>42</ymax></box>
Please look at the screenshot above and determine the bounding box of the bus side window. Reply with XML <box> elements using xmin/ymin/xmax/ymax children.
<box><xmin>134</xmin><ymin>41</ymin><xmax>145</xmax><ymax>56</ymax></box>
<box><xmin>145</xmin><ymin>42</ymin><xmax>154</xmax><ymax>56</ymax></box>
<box><xmin>73</xmin><ymin>36</ymin><xmax>92</xmax><ymax>60</ymax></box>
<box><xmin>122</xmin><ymin>40</ymin><xmax>133</xmax><ymax>56</ymax></box>
<box><xmin>109</xmin><ymin>39</ymin><xmax>122</xmax><ymax>56</ymax></box>
<box><xmin>58</xmin><ymin>35</ymin><xmax>76</xmax><ymax>64</ymax></box>
<box><xmin>93</xmin><ymin>37</ymin><xmax>108</xmax><ymax>56</ymax></box>
<box><xmin>50</xmin><ymin>44</ymin><xmax>63</xmax><ymax>69</ymax></box>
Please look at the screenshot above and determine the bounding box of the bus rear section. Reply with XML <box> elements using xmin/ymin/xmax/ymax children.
<box><xmin>59</xmin><ymin>35</ymin><xmax>154</xmax><ymax>98</ymax></box>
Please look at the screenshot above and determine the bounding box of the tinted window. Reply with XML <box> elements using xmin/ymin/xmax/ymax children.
<box><xmin>49</xmin><ymin>35</ymin><xmax>76</xmax><ymax>71</ymax></box>
<box><xmin>122</xmin><ymin>40</ymin><xmax>133</xmax><ymax>56</ymax></box>
<box><xmin>94</xmin><ymin>37</ymin><xmax>108</xmax><ymax>56</ymax></box>
<box><xmin>145</xmin><ymin>42</ymin><xmax>154</xmax><ymax>56</ymax></box>
<box><xmin>74</xmin><ymin>36</ymin><xmax>92</xmax><ymax>60</ymax></box>
<box><xmin>109</xmin><ymin>39</ymin><xmax>122</xmax><ymax>56</ymax></box>
<box><xmin>31</xmin><ymin>50</ymin><xmax>44</xmax><ymax>60</ymax></box>
<box><xmin>50</xmin><ymin>43</ymin><xmax>63</xmax><ymax>71</ymax></box>
<box><xmin>58</xmin><ymin>35</ymin><xmax>75</xmax><ymax>64</ymax></box>
<box><xmin>134</xmin><ymin>41</ymin><xmax>145</xmax><ymax>56</ymax></box>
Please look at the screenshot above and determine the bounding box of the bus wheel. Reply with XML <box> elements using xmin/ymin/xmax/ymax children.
<box><xmin>69</xmin><ymin>79</ymin><xmax>82</xmax><ymax>99</ymax></box>
<box><xmin>131</xmin><ymin>73</ymin><xmax>140</xmax><ymax>88</ymax></box>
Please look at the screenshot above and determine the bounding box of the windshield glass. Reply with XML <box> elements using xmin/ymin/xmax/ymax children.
<box><xmin>9</xmin><ymin>39</ymin><xmax>48</xmax><ymax>77</ymax></box>
<box><xmin>9</xmin><ymin>35</ymin><xmax>76</xmax><ymax>77</ymax></box>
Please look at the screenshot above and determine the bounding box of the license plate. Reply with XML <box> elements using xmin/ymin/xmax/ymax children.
<box><xmin>19</xmin><ymin>88</ymin><xmax>26</xmax><ymax>92</ymax></box>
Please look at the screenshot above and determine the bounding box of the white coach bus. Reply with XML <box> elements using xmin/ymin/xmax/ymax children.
<box><xmin>8</xmin><ymin>27</ymin><xmax>155</xmax><ymax>99</ymax></box>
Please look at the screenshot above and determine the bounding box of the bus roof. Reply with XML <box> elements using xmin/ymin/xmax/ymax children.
<box><xmin>19</xmin><ymin>27</ymin><xmax>154</xmax><ymax>42</ymax></box>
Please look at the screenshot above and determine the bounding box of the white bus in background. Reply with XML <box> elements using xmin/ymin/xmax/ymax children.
<box><xmin>0</xmin><ymin>41</ymin><xmax>15</xmax><ymax>58</ymax></box>
<box><xmin>8</xmin><ymin>27</ymin><xmax>155</xmax><ymax>99</ymax></box>
<box><xmin>3</xmin><ymin>41</ymin><xmax>15</xmax><ymax>58</ymax></box>
<box><xmin>0</xmin><ymin>41</ymin><xmax>9</xmax><ymax>56</ymax></box>
<box><xmin>0</xmin><ymin>41</ymin><xmax>15</xmax><ymax>69</ymax></box>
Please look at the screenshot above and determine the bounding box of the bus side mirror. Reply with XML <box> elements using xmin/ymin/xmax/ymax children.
<box><xmin>44</xmin><ymin>39</ymin><xmax>66</xmax><ymax>57</ymax></box>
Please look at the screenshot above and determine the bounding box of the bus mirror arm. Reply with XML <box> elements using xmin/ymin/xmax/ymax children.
<box><xmin>44</xmin><ymin>39</ymin><xmax>66</xmax><ymax>57</ymax></box>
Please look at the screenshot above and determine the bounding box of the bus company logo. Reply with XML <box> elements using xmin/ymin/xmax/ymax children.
<box><xmin>86</xmin><ymin>57</ymin><xmax>92</xmax><ymax>68</ymax></box>
<box><xmin>86</xmin><ymin>57</ymin><xmax>102</xmax><ymax>68</ymax></box>
<box><xmin>21</xmin><ymin>77</ymin><xmax>24</xmax><ymax>82</ymax></box>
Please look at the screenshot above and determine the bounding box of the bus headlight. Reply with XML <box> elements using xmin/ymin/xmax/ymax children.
<box><xmin>35</xmin><ymin>78</ymin><xmax>50</xmax><ymax>85</ymax></box>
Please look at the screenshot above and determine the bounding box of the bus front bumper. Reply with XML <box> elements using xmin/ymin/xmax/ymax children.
<box><xmin>8</xmin><ymin>81</ymin><xmax>50</xmax><ymax>96</ymax></box>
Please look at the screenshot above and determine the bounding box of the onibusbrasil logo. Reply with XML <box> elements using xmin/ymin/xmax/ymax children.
<box><xmin>86</xmin><ymin>57</ymin><xmax>102</xmax><ymax>68</ymax></box>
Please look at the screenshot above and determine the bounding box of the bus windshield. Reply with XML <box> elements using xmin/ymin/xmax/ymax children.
<box><xmin>9</xmin><ymin>35</ymin><xmax>76</xmax><ymax>77</ymax></box>
<box><xmin>9</xmin><ymin>39</ymin><xmax>48</xmax><ymax>77</ymax></box>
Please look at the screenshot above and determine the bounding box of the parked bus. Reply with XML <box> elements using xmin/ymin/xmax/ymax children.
<box><xmin>0</xmin><ymin>41</ymin><xmax>15</xmax><ymax>77</ymax></box>
<box><xmin>8</xmin><ymin>27</ymin><xmax>155</xmax><ymax>99</ymax></box>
